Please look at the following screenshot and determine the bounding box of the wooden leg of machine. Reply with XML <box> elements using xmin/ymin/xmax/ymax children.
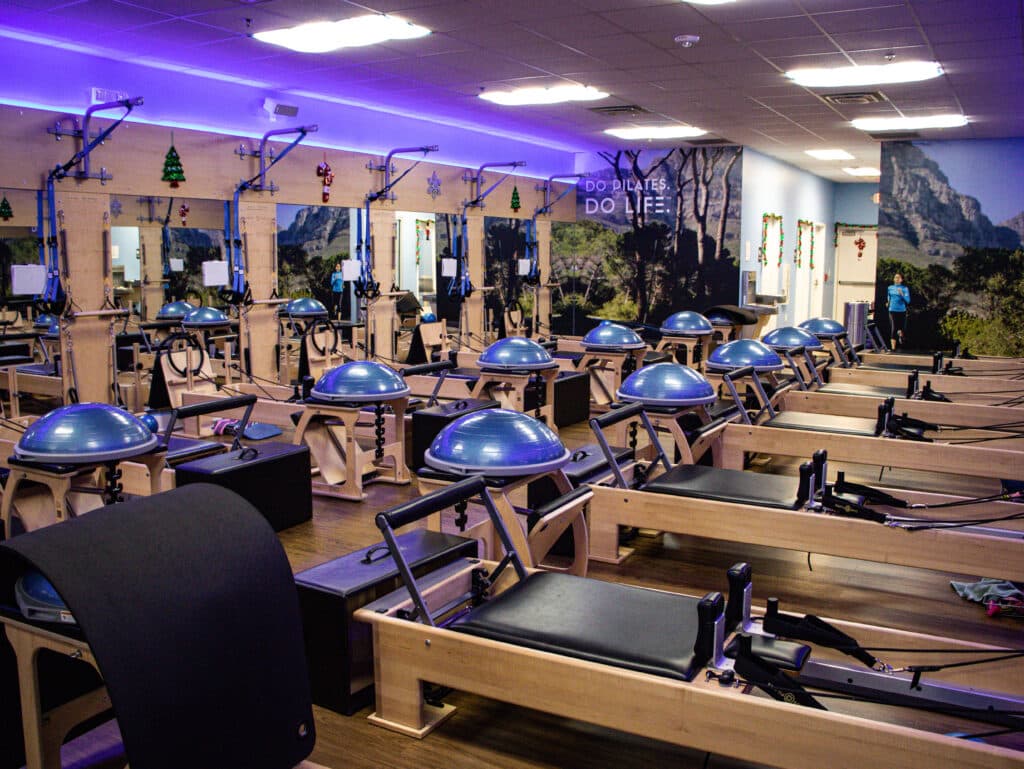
<box><xmin>366</xmin><ymin>616</ymin><xmax>457</xmax><ymax>738</ymax></box>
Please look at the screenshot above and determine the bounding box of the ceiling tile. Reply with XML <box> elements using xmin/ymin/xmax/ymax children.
<box><xmin>730</xmin><ymin>16</ymin><xmax>822</xmax><ymax>42</ymax></box>
<box><xmin>812</xmin><ymin>5</ymin><xmax>919</xmax><ymax>33</ymax></box>
<box><xmin>829</xmin><ymin>27</ymin><xmax>928</xmax><ymax>52</ymax></box>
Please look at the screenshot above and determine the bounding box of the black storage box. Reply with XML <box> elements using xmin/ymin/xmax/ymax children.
<box><xmin>525</xmin><ymin>370</ymin><xmax>590</xmax><ymax>427</ymax></box>
<box><xmin>175</xmin><ymin>442</ymin><xmax>312</xmax><ymax>531</ymax></box>
<box><xmin>295</xmin><ymin>529</ymin><xmax>477</xmax><ymax>715</ymax></box>
<box><xmin>411</xmin><ymin>398</ymin><xmax>498</xmax><ymax>470</ymax></box>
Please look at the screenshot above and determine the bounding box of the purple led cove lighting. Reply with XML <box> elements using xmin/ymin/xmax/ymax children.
<box><xmin>0</xmin><ymin>30</ymin><xmax>588</xmax><ymax>176</ymax></box>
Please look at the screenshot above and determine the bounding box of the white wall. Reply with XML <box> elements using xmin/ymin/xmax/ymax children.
<box><xmin>741</xmin><ymin>149</ymin><xmax>836</xmax><ymax>324</ymax></box>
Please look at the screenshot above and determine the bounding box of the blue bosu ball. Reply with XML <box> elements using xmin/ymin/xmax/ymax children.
<box><xmin>181</xmin><ymin>306</ymin><xmax>230</xmax><ymax>329</ymax></box>
<box><xmin>421</xmin><ymin>313</ymin><xmax>437</xmax><ymax>323</ymax></box>
<box><xmin>660</xmin><ymin>311</ymin><xmax>713</xmax><ymax>338</ymax></box>
<box><xmin>156</xmin><ymin>300</ymin><xmax>196</xmax><ymax>320</ymax></box>
<box><xmin>706</xmin><ymin>339</ymin><xmax>783</xmax><ymax>372</ymax></box>
<box><xmin>582</xmin><ymin>320</ymin><xmax>646</xmax><ymax>351</ymax></box>
<box><xmin>799</xmin><ymin>317</ymin><xmax>846</xmax><ymax>338</ymax></box>
<box><xmin>425</xmin><ymin>409</ymin><xmax>570</xmax><ymax>477</ymax></box>
<box><xmin>42</xmin><ymin>320</ymin><xmax>61</xmax><ymax>339</ymax></box>
<box><xmin>311</xmin><ymin>361</ymin><xmax>410</xmax><ymax>403</ymax></box>
<box><xmin>705</xmin><ymin>310</ymin><xmax>736</xmax><ymax>327</ymax></box>
<box><xmin>618</xmin><ymin>363</ymin><xmax>716</xmax><ymax>407</ymax></box>
<box><xmin>33</xmin><ymin>313</ymin><xmax>57</xmax><ymax>330</ymax></box>
<box><xmin>762</xmin><ymin>326</ymin><xmax>824</xmax><ymax>350</ymax></box>
<box><xmin>281</xmin><ymin>297</ymin><xmax>328</xmax><ymax>318</ymax></box>
<box><xmin>15</xmin><ymin>570</ymin><xmax>75</xmax><ymax>625</ymax></box>
<box><xmin>478</xmin><ymin>337</ymin><xmax>557</xmax><ymax>371</ymax></box>
<box><xmin>16</xmin><ymin>403</ymin><xmax>159</xmax><ymax>463</ymax></box>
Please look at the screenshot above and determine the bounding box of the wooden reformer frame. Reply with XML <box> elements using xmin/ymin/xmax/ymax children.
<box><xmin>585</xmin><ymin>404</ymin><xmax>1024</xmax><ymax>577</ymax></box>
<box><xmin>292</xmin><ymin>394</ymin><xmax>411</xmax><ymax>502</ymax></box>
<box><xmin>355</xmin><ymin>479</ymin><xmax>1024</xmax><ymax>769</ymax></box>
<box><xmin>415</xmin><ymin>468</ymin><xmax>590</xmax><ymax>577</ymax></box>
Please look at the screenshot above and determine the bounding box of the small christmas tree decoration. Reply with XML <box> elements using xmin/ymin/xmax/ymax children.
<box><xmin>510</xmin><ymin>185</ymin><xmax>521</xmax><ymax>213</ymax></box>
<box><xmin>179</xmin><ymin>202</ymin><xmax>190</xmax><ymax>226</ymax></box>
<box><xmin>0</xmin><ymin>196</ymin><xmax>12</xmax><ymax>221</ymax></box>
<box><xmin>161</xmin><ymin>133</ymin><xmax>186</xmax><ymax>188</ymax></box>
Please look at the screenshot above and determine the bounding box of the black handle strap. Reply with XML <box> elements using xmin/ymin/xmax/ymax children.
<box><xmin>590</xmin><ymin>400</ymin><xmax>644</xmax><ymax>429</ymax></box>
<box><xmin>376</xmin><ymin>475</ymin><xmax>487</xmax><ymax>531</ymax></box>
<box><xmin>360</xmin><ymin>544</ymin><xmax>391</xmax><ymax>564</ymax></box>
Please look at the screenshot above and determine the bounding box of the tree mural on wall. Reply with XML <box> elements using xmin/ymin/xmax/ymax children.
<box><xmin>553</xmin><ymin>145</ymin><xmax>742</xmax><ymax>331</ymax></box>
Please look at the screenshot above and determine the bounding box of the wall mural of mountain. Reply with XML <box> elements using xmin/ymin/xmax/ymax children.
<box><xmin>276</xmin><ymin>204</ymin><xmax>352</xmax><ymax>305</ymax></box>
<box><xmin>877</xmin><ymin>139</ymin><xmax>1024</xmax><ymax>355</ymax></box>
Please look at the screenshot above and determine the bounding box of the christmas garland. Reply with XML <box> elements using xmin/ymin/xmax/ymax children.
<box><xmin>414</xmin><ymin>219</ymin><xmax>431</xmax><ymax>266</ymax></box>
<box><xmin>758</xmin><ymin>213</ymin><xmax>783</xmax><ymax>266</ymax></box>
<box><xmin>795</xmin><ymin>219</ymin><xmax>815</xmax><ymax>268</ymax></box>
<box><xmin>833</xmin><ymin>222</ymin><xmax>877</xmax><ymax>247</ymax></box>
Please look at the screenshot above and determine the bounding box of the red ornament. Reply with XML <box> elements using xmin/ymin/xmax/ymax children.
<box><xmin>318</xmin><ymin>159</ymin><xmax>334</xmax><ymax>203</ymax></box>
<box><xmin>179</xmin><ymin>202</ymin><xmax>190</xmax><ymax>226</ymax></box>
<box><xmin>854</xmin><ymin>237</ymin><xmax>867</xmax><ymax>260</ymax></box>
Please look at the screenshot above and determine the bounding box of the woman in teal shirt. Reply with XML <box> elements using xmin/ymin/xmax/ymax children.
<box><xmin>330</xmin><ymin>262</ymin><xmax>344</xmax><ymax>319</ymax></box>
<box><xmin>886</xmin><ymin>273</ymin><xmax>910</xmax><ymax>350</ymax></box>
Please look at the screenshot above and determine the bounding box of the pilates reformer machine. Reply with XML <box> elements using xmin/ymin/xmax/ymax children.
<box><xmin>0</xmin><ymin>396</ymin><xmax>261</xmax><ymax>538</ymax></box>
<box><xmin>412</xmin><ymin>407</ymin><xmax>591</xmax><ymax>576</ymax></box>
<box><xmin>801</xmin><ymin>318</ymin><xmax>1024</xmax><ymax>405</ymax></box>
<box><xmin>860</xmin><ymin>319</ymin><xmax>1024</xmax><ymax>375</ymax></box>
<box><xmin>355</xmin><ymin>476</ymin><xmax>1024</xmax><ymax>769</ymax></box>
<box><xmin>401</xmin><ymin>337</ymin><xmax>561</xmax><ymax>430</ymax></box>
<box><xmin>276</xmin><ymin>297</ymin><xmax>351</xmax><ymax>384</ymax></box>
<box><xmin>707</xmin><ymin>338</ymin><xmax>1024</xmax><ymax>454</ymax></box>
<box><xmin>550</xmin><ymin>321</ymin><xmax>653</xmax><ymax>409</ymax></box>
<box><xmin>762</xmin><ymin>326</ymin><xmax>1024</xmax><ymax>449</ymax></box>
<box><xmin>583</xmin><ymin>379</ymin><xmax>1024</xmax><ymax>578</ymax></box>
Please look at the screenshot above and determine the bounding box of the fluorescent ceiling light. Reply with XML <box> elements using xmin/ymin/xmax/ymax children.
<box><xmin>851</xmin><ymin>114</ymin><xmax>968</xmax><ymax>131</ymax></box>
<box><xmin>805</xmin><ymin>149</ymin><xmax>855</xmax><ymax>161</ymax></box>
<box><xmin>253</xmin><ymin>15</ymin><xmax>430</xmax><ymax>54</ymax></box>
<box><xmin>786</xmin><ymin>61</ymin><xmax>942</xmax><ymax>88</ymax></box>
<box><xmin>843</xmin><ymin>167</ymin><xmax>881</xmax><ymax>177</ymax></box>
<box><xmin>604</xmin><ymin>125</ymin><xmax>707</xmax><ymax>140</ymax></box>
<box><xmin>681</xmin><ymin>1</ymin><xmax>736</xmax><ymax>5</ymax></box>
<box><xmin>479</xmin><ymin>84</ymin><xmax>608</xmax><ymax>106</ymax></box>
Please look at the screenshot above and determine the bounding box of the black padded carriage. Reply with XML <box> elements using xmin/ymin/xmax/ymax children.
<box><xmin>452</xmin><ymin>571</ymin><xmax>711</xmax><ymax>681</ymax></box>
<box><xmin>644</xmin><ymin>464</ymin><xmax>804</xmax><ymax>509</ymax></box>
<box><xmin>763</xmin><ymin>410</ymin><xmax>880</xmax><ymax>437</ymax></box>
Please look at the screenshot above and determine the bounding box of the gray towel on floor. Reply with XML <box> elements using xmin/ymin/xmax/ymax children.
<box><xmin>950</xmin><ymin>577</ymin><xmax>1024</xmax><ymax>604</ymax></box>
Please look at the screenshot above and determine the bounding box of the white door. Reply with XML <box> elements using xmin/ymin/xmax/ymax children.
<box><xmin>833</xmin><ymin>226</ymin><xmax>878</xmax><ymax>318</ymax></box>
<box><xmin>809</xmin><ymin>223</ymin><xmax>826</xmax><ymax>317</ymax></box>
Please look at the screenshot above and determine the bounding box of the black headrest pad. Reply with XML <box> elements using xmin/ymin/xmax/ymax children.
<box><xmin>0</xmin><ymin>485</ymin><xmax>315</xmax><ymax>769</ymax></box>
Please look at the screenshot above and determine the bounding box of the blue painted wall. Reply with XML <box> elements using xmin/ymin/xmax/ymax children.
<box><xmin>834</xmin><ymin>183</ymin><xmax>879</xmax><ymax>225</ymax></box>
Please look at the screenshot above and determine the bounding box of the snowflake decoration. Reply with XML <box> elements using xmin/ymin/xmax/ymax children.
<box><xmin>427</xmin><ymin>171</ymin><xmax>442</xmax><ymax>200</ymax></box>
<box><xmin>109</xmin><ymin>198</ymin><xmax>123</xmax><ymax>218</ymax></box>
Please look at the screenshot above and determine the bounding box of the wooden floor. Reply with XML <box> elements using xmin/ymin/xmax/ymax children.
<box><xmin>44</xmin><ymin>420</ymin><xmax>1024</xmax><ymax>768</ymax></box>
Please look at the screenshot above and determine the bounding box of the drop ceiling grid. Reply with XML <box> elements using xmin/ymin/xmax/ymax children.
<box><xmin>0</xmin><ymin>0</ymin><xmax>1018</xmax><ymax>182</ymax></box>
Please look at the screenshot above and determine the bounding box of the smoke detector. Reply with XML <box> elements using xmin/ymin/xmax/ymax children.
<box><xmin>674</xmin><ymin>34</ymin><xmax>700</xmax><ymax>48</ymax></box>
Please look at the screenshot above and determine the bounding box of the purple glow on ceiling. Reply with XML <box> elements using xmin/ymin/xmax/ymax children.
<box><xmin>0</xmin><ymin>30</ymin><xmax>587</xmax><ymax>177</ymax></box>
